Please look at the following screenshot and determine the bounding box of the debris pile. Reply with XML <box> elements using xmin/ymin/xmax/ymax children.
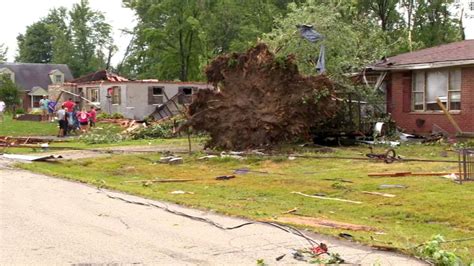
<box><xmin>185</xmin><ymin>43</ymin><xmax>338</xmax><ymax>150</ymax></box>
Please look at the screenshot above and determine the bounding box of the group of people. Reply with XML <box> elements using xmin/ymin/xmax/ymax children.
<box><xmin>47</xmin><ymin>97</ymin><xmax>97</xmax><ymax>137</ymax></box>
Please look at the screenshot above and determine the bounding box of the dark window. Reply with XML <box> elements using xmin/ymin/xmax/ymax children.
<box><xmin>153</xmin><ymin>87</ymin><xmax>163</xmax><ymax>96</ymax></box>
<box><xmin>178</xmin><ymin>87</ymin><xmax>197</xmax><ymax>104</ymax></box>
<box><xmin>149</xmin><ymin>86</ymin><xmax>164</xmax><ymax>104</ymax></box>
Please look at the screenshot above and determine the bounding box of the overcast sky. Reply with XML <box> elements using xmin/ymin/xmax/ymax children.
<box><xmin>0</xmin><ymin>0</ymin><xmax>136</xmax><ymax>65</ymax></box>
<box><xmin>1</xmin><ymin>0</ymin><xmax>473</xmax><ymax>67</ymax></box>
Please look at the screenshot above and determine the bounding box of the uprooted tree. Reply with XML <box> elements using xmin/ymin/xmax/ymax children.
<box><xmin>184</xmin><ymin>43</ymin><xmax>340</xmax><ymax>150</ymax></box>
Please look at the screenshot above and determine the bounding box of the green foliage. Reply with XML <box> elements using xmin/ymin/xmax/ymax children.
<box><xmin>0</xmin><ymin>44</ymin><xmax>8</xmax><ymax>63</ymax></box>
<box><xmin>417</xmin><ymin>235</ymin><xmax>461</xmax><ymax>266</ymax></box>
<box><xmin>78</xmin><ymin>125</ymin><xmax>127</xmax><ymax>144</ymax></box>
<box><xmin>120</xmin><ymin>0</ymin><xmax>292</xmax><ymax>81</ymax></box>
<box><xmin>16</xmin><ymin>1</ymin><xmax>113</xmax><ymax>77</ymax></box>
<box><xmin>130</xmin><ymin>118</ymin><xmax>184</xmax><ymax>140</ymax></box>
<box><xmin>0</xmin><ymin>75</ymin><xmax>20</xmax><ymax>111</ymax></box>
<box><xmin>263</xmin><ymin>1</ymin><xmax>398</xmax><ymax>76</ymax></box>
<box><xmin>96</xmin><ymin>112</ymin><xmax>124</xmax><ymax>119</ymax></box>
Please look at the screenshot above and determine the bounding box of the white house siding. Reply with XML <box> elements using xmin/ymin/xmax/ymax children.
<box><xmin>83</xmin><ymin>82</ymin><xmax>211</xmax><ymax>120</ymax></box>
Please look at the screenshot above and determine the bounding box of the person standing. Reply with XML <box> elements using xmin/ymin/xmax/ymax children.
<box><xmin>56</xmin><ymin>105</ymin><xmax>67</xmax><ymax>137</ymax></box>
<box><xmin>62</xmin><ymin>98</ymin><xmax>75</xmax><ymax>112</ymax></box>
<box><xmin>0</xmin><ymin>99</ymin><xmax>5</xmax><ymax>122</ymax></box>
<box><xmin>39</xmin><ymin>95</ymin><xmax>50</xmax><ymax>122</ymax></box>
<box><xmin>88</xmin><ymin>106</ymin><xmax>97</xmax><ymax>128</ymax></box>
<box><xmin>76</xmin><ymin>108</ymin><xmax>90</xmax><ymax>133</ymax></box>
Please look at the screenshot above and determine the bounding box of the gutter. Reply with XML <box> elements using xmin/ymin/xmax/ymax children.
<box><xmin>368</xmin><ymin>59</ymin><xmax>474</xmax><ymax>71</ymax></box>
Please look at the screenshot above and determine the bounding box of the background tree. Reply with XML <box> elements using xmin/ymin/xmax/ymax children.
<box><xmin>0</xmin><ymin>44</ymin><xmax>7</xmax><ymax>63</ymax></box>
<box><xmin>0</xmin><ymin>75</ymin><xmax>20</xmax><ymax>116</ymax></box>
<box><xmin>263</xmin><ymin>0</ymin><xmax>395</xmax><ymax>77</ymax></box>
<box><xmin>121</xmin><ymin>0</ymin><xmax>296</xmax><ymax>81</ymax></box>
<box><xmin>16</xmin><ymin>1</ymin><xmax>113</xmax><ymax>77</ymax></box>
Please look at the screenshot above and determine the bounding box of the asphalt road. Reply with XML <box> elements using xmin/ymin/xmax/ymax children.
<box><xmin>0</xmin><ymin>166</ymin><xmax>426</xmax><ymax>265</ymax></box>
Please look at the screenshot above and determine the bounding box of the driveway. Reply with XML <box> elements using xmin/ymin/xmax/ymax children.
<box><xmin>0</xmin><ymin>166</ymin><xmax>426</xmax><ymax>265</ymax></box>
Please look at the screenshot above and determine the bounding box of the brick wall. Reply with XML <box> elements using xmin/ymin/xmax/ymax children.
<box><xmin>389</xmin><ymin>67</ymin><xmax>474</xmax><ymax>135</ymax></box>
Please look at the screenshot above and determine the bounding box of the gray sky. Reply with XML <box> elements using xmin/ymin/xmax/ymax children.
<box><xmin>0</xmin><ymin>0</ymin><xmax>473</xmax><ymax>68</ymax></box>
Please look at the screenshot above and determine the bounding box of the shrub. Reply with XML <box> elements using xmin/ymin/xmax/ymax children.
<box><xmin>79</xmin><ymin>125</ymin><xmax>127</xmax><ymax>144</ymax></box>
<box><xmin>130</xmin><ymin>116</ymin><xmax>185</xmax><ymax>139</ymax></box>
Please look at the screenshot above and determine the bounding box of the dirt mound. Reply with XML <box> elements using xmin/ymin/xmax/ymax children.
<box><xmin>186</xmin><ymin>43</ymin><xmax>338</xmax><ymax>150</ymax></box>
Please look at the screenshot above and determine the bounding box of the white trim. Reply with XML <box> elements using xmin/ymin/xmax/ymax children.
<box><xmin>369</xmin><ymin>59</ymin><xmax>474</xmax><ymax>71</ymax></box>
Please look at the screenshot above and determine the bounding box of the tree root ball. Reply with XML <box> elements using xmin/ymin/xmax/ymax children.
<box><xmin>186</xmin><ymin>43</ymin><xmax>338</xmax><ymax>150</ymax></box>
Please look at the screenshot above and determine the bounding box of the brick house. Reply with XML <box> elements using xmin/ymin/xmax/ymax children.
<box><xmin>0</xmin><ymin>63</ymin><xmax>73</xmax><ymax>111</ymax></box>
<box><xmin>365</xmin><ymin>40</ymin><xmax>474</xmax><ymax>135</ymax></box>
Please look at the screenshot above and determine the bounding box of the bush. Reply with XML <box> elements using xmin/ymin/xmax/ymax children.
<box><xmin>78</xmin><ymin>125</ymin><xmax>127</xmax><ymax>144</ymax></box>
<box><xmin>97</xmin><ymin>113</ymin><xmax>111</xmax><ymax>119</ymax></box>
<box><xmin>130</xmin><ymin>117</ymin><xmax>185</xmax><ymax>139</ymax></box>
<box><xmin>111</xmin><ymin>113</ymin><xmax>124</xmax><ymax>119</ymax></box>
<box><xmin>15</xmin><ymin>108</ymin><xmax>25</xmax><ymax>114</ymax></box>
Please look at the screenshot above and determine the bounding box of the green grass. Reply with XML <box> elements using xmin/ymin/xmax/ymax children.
<box><xmin>0</xmin><ymin>115</ymin><xmax>58</xmax><ymax>136</ymax></box>
<box><xmin>19</xmin><ymin>143</ymin><xmax>474</xmax><ymax>262</ymax></box>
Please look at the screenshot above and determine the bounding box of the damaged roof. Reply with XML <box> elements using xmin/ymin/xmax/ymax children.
<box><xmin>71</xmin><ymin>70</ymin><xmax>129</xmax><ymax>83</ymax></box>
<box><xmin>369</xmin><ymin>40</ymin><xmax>474</xmax><ymax>70</ymax></box>
<box><xmin>0</xmin><ymin>63</ymin><xmax>73</xmax><ymax>91</ymax></box>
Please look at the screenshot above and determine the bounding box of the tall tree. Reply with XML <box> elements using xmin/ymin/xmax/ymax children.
<box><xmin>69</xmin><ymin>0</ymin><xmax>113</xmax><ymax>75</ymax></box>
<box><xmin>0</xmin><ymin>44</ymin><xmax>7</xmax><ymax>63</ymax></box>
<box><xmin>412</xmin><ymin>0</ymin><xmax>462</xmax><ymax>47</ymax></box>
<box><xmin>16</xmin><ymin>2</ymin><xmax>113</xmax><ymax>77</ymax></box>
<box><xmin>264</xmin><ymin>0</ymin><xmax>394</xmax><ymax>76</ymax></box>
<box><xmin>122</xmin><ymin>0</ymin><xmax>294</xmax><ymax>81</ymax></box>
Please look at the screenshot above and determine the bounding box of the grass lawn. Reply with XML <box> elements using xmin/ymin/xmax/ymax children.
<box><xmin>19</xmin><ymin>143</ymin><xmax>474</xmax><ymax>262</ymax></box>
<box><xmin>0</xmin><ymin>115</ymin><xmax>58</xmax><ymax>136</ymax></box>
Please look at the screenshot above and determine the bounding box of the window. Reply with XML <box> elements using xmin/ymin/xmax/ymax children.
<box><xmin>49</xmin><ymin>70</ymin><xmax>64</xmax><ymax>84</ymax></box>
<box><xmin>111</xmin><ymin>86</ymin><xmax>121</xmax><ymax>104</ymax></box>
<box><xmin>54</xmin><ymin>75</ymin><xmax>63</xmax><ymax>84</ymax></box>
<box><xmin>178</xmin><ymin>87</ymin><xmax>197</xmax><ymax>104</ymax></box>
<box><xmin>87</xmin><ymin>87</ymin><xmax>100</xmax><ymax>102</ymax></box>
<box><xmin>411</xmin><ymin>68</ymin><xmax>461</xmax><ymax>111</ymax></box>
<box><xmin>148</xmin><ymin>86</ymin><xmax>164</xmax><ymax>104</ymax></box>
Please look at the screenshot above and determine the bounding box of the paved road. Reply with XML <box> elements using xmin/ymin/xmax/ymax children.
<box><xmin>0</xmin><ymin>167</ymin><xmax>426</xmax><ymax>265</ymax></box>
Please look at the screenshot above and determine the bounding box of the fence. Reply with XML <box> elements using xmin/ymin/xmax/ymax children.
<box><xmin>458</xmin><ymin>149</ymin><xmax>474</xmax><ymax>183</ymax></box>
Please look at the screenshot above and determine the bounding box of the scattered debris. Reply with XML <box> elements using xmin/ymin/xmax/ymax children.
<box><xmin>198</xmin><ymin>155</ymin><xmax>218</xmax><ymax>160</ymax></box>
<box><xmin>159</xmin><ymin>156</ymin><xmax>183</xmax><ymax>164</ymax></box>
<box><xmin>338</xmin><ymin>233</ymin><xmax>354</xmax><ymax>240</ymax></box>
<box><xmin>291</xmin><ymin>191</ymin><xmax>362</xmax><ymax>204</ymax></box>
<box><xmin>442</xmin><ymin>173</ymin><xmax>459</xmax><ymax>180</ymax></box>
<box><xmin>170</xmin><ymin>190</ymin><xmax>195</xmax><ymax>195</ymax></box>
<box><xmin>124</xmin><ymin>178</ymin><xmax>195</xmax><ymax>184</ymax></box>
<box><xmin>215</xmin><ymin>175</ymin><xmax>236</xmax><ymax>180</ymax></box>
<box><xmin>2</xmin><ymin>154</ymin><xmax>63</xmax><ymax>162</ymax></box>
<box><xmin>275</xmin><ymin>254</ymin><xmax>286</xmax><ymax>261</ymax></box>
<box><xmin>369</xmin><ymin>172</ymin><xmax>459</xmax><ymax>177</ymax></box>
<box><xmin>233</xmin><ymin>168</ymin><xmax>278</xmax><ymax>175</ymax></box>
<box><xmin>184</xmin><ymin>43</ymin><xmax>338</xmax><ymax>150</ymax></box>
<box><xmin>277</xmin><ymin>216</ymin><xmax>379</xmax><ymax>232</ymax></box>
<box><xmin>282</xmin><ymin>207</ymin><xmax>298</xmax><ymax>214</ymax></box>
<box><xmin>362</xmin><ymin>191</ymin><xmax>396</xmax><ymax>198</ymax></box>
<box><xmin>365</xmin><ymin>148</ymin><xmax>398</xmax><ymax>163</ymax></box>
<box><xmin>379</xmin><ymin>184</ymin><xmax>407</xmax><ymax>189</ymax></box>
<box><xmin>322</xmin><ymin>178</ymin><xmax>354</xmax><ymax>183</ymax></box>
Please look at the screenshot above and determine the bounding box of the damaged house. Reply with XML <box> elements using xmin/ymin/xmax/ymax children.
<box><xmin>365</xmin><ymin>40</ymin><xmax>474</xmax><ymax>135</ymax></box>
<box><xmin>50</xmin><ymin>70</ymin><xmax>212</xmax><ymax>120</ymax></box>
<box><xmin>0</xmin><ymin>63</ymin><xmax>73</xmax><ymax>111</ymax></box>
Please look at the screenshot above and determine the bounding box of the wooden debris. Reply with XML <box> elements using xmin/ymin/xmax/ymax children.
<box><xmin>282</xmin><ymin>207</ymin><xmax>298</xmax><ymax>214</ymax></box>
<box><xmin>276</xmin><ymin>216</ymin><xmax>379</xmax><ymax>232</ymax></box>
<box><xmin>124</xmin><ymin>178</ymin><xmax>195</xmax><ymax>184</ymax></box>
<box><xmin>361</xmin><ymin>191</ymin><xmax>396</xmax><ymax>198</ymax></box>
<box><xmin>291</xmin><ymin>191</ymin><xmax>362</xmax><ymax>204</ymax></box>
<box><xmin>369</xmin><ymin>172</ymin><xmax>460</xmax><ymax>177</ymax></box>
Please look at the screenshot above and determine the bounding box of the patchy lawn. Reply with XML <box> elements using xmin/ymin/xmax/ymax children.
<box><xmin>19</xmin><ymin>144</ymin><xmax>474</xmax><ymax>262</ymax></box>
<box><xmin>0</xmin><ymin>115</ymin><xmax>58</xmax><ymax>136</ymax></box>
